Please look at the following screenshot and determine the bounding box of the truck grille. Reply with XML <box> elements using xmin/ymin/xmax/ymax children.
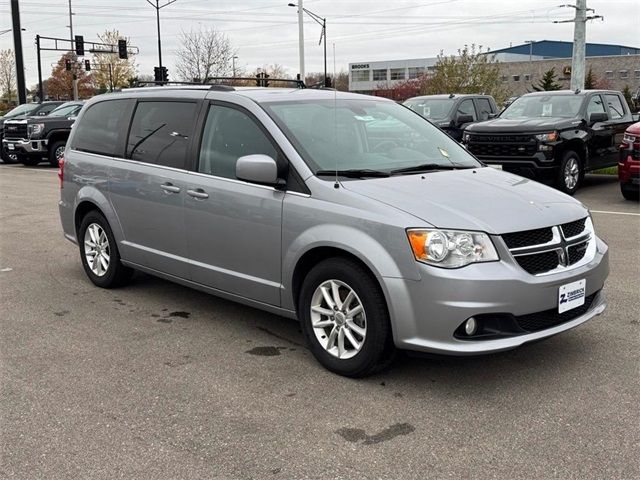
<box><xmin>466</xmin><ymin>134</ymin><xmax>537</xmax><ymax>158</ymax></box>
<box><xmin>514</xmin><ymin>291</ymin><xmax>598</xmax><ymax>332</ymax></box>
<box><xmin>502</xmin><ymin>217</ymin><xmax>593</xmax><ymax>275</ymax></box>
<box><xmin>4</xmin><ymin>123</ymin><xmax>28</xmax><ymax>140</ymax></box>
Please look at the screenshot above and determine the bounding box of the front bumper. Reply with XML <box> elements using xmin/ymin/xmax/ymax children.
<box><xmin>2</xmin><ymin>138</ymin><xmax>47</xmax><ymax>155</ymax></box>
<box><xmin>383</xmin><ymin>236</ymin><xmax>609</xmax><ymax>355</ymax></box>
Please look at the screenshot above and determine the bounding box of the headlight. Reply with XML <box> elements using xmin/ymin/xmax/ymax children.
<box><xmin>535</xmin><ymin>131</ymin><xmax>558</xmax><ymax>142</ymax></box>
<box><xmin>28</xmin><ymin>123</ymin><xmax>45</xmax><ymax>138</ymax></box>
<box><xmin>407</xmin><ymin>229</ymin><xmax>499</xmax><ymax>268</ymax></box>
<box><xmin>623</xmin><ymin>133</ymin><xmax>636</xmax><ymax>144</ymax></box>
<box><xmin>462</xmin><ymin>133</ymin><xmax>471</xmax><ymax>143</ymax></box>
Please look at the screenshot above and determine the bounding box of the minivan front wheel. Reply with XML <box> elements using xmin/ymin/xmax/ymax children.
<box><xmin>299</xmin><ymin>258</ymin><xmax>393</xmax><ymax>377</ymax></box>
<box><xmin>78</xmin><ymin>211</ymin><xmax>133</xmax><ymax>288</ymax></box>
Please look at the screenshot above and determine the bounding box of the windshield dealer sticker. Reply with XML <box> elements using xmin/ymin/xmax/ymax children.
<box><xmin>558</xmin><ymin>279</ymin><xmax>586</xmax><ymax>313</ymax></box>
<box><xmin>438</xmin><ymin>147</ymin><xmax>450</xmax><ymax>158</ymax></box>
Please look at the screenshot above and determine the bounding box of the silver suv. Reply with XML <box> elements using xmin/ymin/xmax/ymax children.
<box><xmin>58</xmin><ymin>85</ymin><xmax>609</xmax><ymax>377</ymax></box>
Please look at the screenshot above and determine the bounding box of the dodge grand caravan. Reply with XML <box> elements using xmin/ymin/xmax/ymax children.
<box><xmin>59</xmin><ymin>85</ymin><xmax>609</xmax><ymax>377</ymax></box>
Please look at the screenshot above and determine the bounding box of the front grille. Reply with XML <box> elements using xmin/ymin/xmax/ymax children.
<box><xmin>567</xmin><ymin>241</ymin><xmax>588</xmax><ymax>264</ymax></box>
<box><xmin>515</xmin><ymin>292</ymin><xmax>598</xmax><ymax>332</ymax></box>
<box><xmin>4</xmin><ymin>124</ymin><xmax>28</xmax><ymax>140</ymax></box>
<box><xmin>502</xmin><ymin>227</ymin><xmax>553</xmax><ymax>249</ymax></box>
<box><xmin>468</xmin><ymin>134</ymin><xmax>532</xmax><ymax>143</ymax></box>
<box><xmin>514</xmin><ymin>250</ymin><xmax>559</xmax><ymax>275</ymax></box>
<box><xmin>561</xmin><ymin>218</ymin><xmax>587</xmax><ymax>238</ymax></box>
<box><xmin>467</xmin><ymin>142</ymin><xmax>537</xmax><ymax>157</ymax></box>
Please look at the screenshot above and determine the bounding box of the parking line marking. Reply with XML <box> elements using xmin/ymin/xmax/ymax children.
<box><xmin>591</xmin><ymin>210</ymin><xmax>640</xmax><ymax>217</ymax></box>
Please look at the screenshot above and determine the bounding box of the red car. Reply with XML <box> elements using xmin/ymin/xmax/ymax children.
<box><xmin>619</xmin><ymin>122</ymin><xmax>640</xmax><ymax>201</ymax></box>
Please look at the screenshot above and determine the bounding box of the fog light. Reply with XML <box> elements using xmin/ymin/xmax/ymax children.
<box><xmin>464</xmin><ymin>317</ymin><xmax>477</xmax><ymax>336</ymax></box>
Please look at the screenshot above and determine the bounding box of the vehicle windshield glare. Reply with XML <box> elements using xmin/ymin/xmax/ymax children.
<box><xmin>49</xmin><ymin>104</ymin><xmax>80</xmax><ymax>117</ymax></box>
<box><xmin>263</xmin><ymin>99</ymin><xmax>480</xmax><ymax>175</ymax></box>
<box><xmin>403</xmin><ymin>98</ymin><xmax>455</xmax><ymax>120</ymax></box>
<box><xmin>4</xmin><ymin>103</ymin><xmax>38</xmax><ymax>118</ymax></box>
<box><xmin>501</xmin><ymin>95</ymin><xmax>584</xmax><ymax>119</ymax></box>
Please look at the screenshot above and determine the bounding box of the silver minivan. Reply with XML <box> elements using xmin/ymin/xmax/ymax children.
<box><xmin>59</xmin><ymin>85</ymin><xmax>609</xmax><ymax>377</ymax></box>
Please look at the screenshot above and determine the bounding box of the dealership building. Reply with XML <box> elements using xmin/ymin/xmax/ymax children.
<box><xmin>348</xmin><ymin>40</ymin><xmax>640</xmax><ymax>95</ymax></box>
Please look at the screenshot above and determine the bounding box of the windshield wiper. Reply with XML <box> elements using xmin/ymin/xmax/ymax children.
<box><xmin>390</xmin><ymin>163</ymin><xmax>468</xmax><ymax>175</ymax></box>
<box><xmin>316</xmin><ymin>169</ymin><xmax>390</xmax><ymax>178</ymax></box>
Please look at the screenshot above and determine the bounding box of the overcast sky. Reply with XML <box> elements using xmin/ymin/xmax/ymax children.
<box><xmin>1</xmin><ymin>0</ymin><xmax>639</xmax><ymax>86</ymax></box>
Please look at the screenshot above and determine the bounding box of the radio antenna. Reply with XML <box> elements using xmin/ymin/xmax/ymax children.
<box><xmin>333</xmin><ymin>42</ymin><xmax>339</xmax><ymax>189</ymax></box>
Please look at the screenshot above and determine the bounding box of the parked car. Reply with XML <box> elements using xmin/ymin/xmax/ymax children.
<box><xmin>619</xmin><ymin>122</ymin><xmax>640</xmax><ymax>201</ymax></box>
<box><xmin>0</xmin><ymin>101</ymin><xmax>64</xmax><ymax>163</ymax></box>
<box><xmin>403</xmin><ymin>94</ymin><xmax>499</xmax><ymax>141</ymax></box>
<box><xmin>59</xmin><ymin>85</ymin><xmax>609</xmax><ymax>377</ymax></box>
<box><xmin>2</xmin><ymin>101</ymin><xmax>84</xmax><ymax>167</ymax></box>
<box><xmin>462</xmin><ymin>90</ymin><xmax>634</xmax><ymax>194</ymax></box>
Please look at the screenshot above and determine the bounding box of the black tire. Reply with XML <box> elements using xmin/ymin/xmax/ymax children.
<box><xmin>19</xmin><ymin>155</ymin><xmax>41</xmax><ymax>167</ymax></box>
<box><xmin>298</xmin><ymin>257</ymin><xmax>394</xmax><ymax>377</ymax></box>
<box><xmin>621</xmin><ymin>185</ymin><xmax>639</xmax><ymax>201</ymax></box>
<box><xmin>556</xmin><ymin>150</ymin><xmax>582</xmax><ymax>195</ymax></box>
<box><xmin>48</xmin><ymin>140</ymin><xmax>66</xmax><ymax>167</ymax></box>
<box><xmin>78</xmin><ymin>210</ymin><xmax>133</xmax><ymax>288</ymax></box>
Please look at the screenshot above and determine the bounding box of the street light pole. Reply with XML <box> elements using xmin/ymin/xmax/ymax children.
<box><xmin>10</xmin><ymin>0</ymin><xmax>26</xmax><ymax>104</ymax></box>
<box><xmin>232</xmin><ymin>55</ymin><xmax>238</xmax><ymax>77</ymax></box>
<box><xmin>68</xmin><ymin>0</ymin><xmax>78</xmax><ymax>100</ymax></box>
<box><xmin>288</xmin><ymin>3</ymin><xmax>327</xmax><ymax>87</ymax></box>
<box><xmin>147</xmin><ymin>0</ymin><xmax>177</xmax><ymax>76</ymax></box>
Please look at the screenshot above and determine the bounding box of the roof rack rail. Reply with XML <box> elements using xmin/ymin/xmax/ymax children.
<box><xmin>128</xmin><ymin>77</ymin><xmax>306</xmax><ymax>89</ymax></box>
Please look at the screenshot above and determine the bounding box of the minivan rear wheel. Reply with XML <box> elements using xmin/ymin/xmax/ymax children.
<box><xmin>299</xmin><ymin>257</ymin><xmax>394</xmax><ymax>377</ymax></box>
<box><xmin>78</xmin><ymin>211</ymin><xmax>133</xmax><ymax>288</ymax></box>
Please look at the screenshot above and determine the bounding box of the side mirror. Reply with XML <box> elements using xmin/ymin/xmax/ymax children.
<box><xmin>236</xmin><ymin>154</ymin><xmax>284</xmax><ymax>187</ymax></box>
<box><xmin>456</xmin><ymin>114</ymin><xmax>474</xmax><ymax>126</ymax></box>
<box><xmin>589</xmin><ymin>112</ymin><xmax>608</xmax><ymax>125</ymax></box>
<box><xmin>488</xmin><ymin>112</ymin><xmax>498</xmax><ymax>119</ymax></box>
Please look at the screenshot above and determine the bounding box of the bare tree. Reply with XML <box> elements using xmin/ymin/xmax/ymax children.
<box><xmin>91</xmin><ymin>30</ymin><xmax>137</xmax><ymax>92</ymax></box>
<box><xmin>0</xmin><ymin>49</ymin><xmax>16</xmax><ymax>101</ymax></box>
<box><xmin>175</xmin><ymin>27</ymin><xmax>235</xmax><ymax>82</ymax></box>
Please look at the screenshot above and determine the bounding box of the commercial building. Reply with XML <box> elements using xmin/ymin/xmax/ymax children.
<box><xmin>349</xmin><ymin>40</ymin><xmax>640</xmax><ymax>95</ymax></box>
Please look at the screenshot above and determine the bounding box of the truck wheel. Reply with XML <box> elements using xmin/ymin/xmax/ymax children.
<box><xmin>556</xmin><ymin>151</ymin><xmax>582</xmax><ymax>195</ymax></box>
<box><xmin>78</xmin><ymin>210</ymin><xmax>134</xmax><ymax>288</ymax></box>
<box><xmin>19</xmin><ymin>155</ymin><xmax>40</xmax><ymax>167</ymax></box>
<box><xmin>298</xmin><ymin>257</ymin><xmax>394</xmax><ymax>377</ymax></box>
<box><xmin>48</xmin><ymin>140</ymin><xmax>66</xmax><ymax>167</ymax></box>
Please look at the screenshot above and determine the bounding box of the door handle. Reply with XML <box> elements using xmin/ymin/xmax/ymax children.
<box><xmin>187</xmin><ymin>188</ymin><xmax>209</xmax><ymax>199</ymax></box>
<box><xmin>160</xmin><ymin>182</ymin><xmax>181</xmax><ymax>193</ymax></box>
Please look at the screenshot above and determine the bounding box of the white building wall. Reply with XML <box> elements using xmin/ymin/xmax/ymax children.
<box><xmin>349</xmin><ymin>58</ymin><xmax>439</xmax><ymax>93</ymax></box>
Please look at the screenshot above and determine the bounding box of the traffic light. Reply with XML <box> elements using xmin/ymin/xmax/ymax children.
<box><xmin>118</xmin><ymin>39</ymin><xmax>128</xmax><ymax>59</ymax></box>
<box><xmin>154</xmin><ymin>66</ymin><xmax>161</xmax><ymax>82</ymax></box>
<box><xmin>85</xmin><ymin>60</ymin><xmax>91</xmax><ymax>71</ymax></box>
<box><xmin>65</xmin><ymin>59</ymin><xmax>72</xmax><ymax>71</ymax></box>
<box><xmin>75</xmin><ymin>35</ymin><xmax>84</xmax><ymax>56</ymax></box>
<box><xmin>161</xmin><ymin>66</ymin><xmax>168</xmax><ymax>82</ymax></box>
<box><xmin>255</xmin><ymin>72</ymin><xmax>269</xmax><ymax>87</ymax></box>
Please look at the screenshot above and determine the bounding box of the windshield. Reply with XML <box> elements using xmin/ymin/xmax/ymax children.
<box><xmin>4</xmin><ymin>103</ymin><xmax>38</xmax><ymax>118</ymax></box>
<box><xmin>49</xmin><ymin>104</ymin><xmax>81</xmax><ymax>117</ymax></box>
<box><xmin>403</xmin><ymin>98</ymin><xmax>455</xmax><ymax>120</ymax></box>
<box><xmin>262</xmin><ymin>99</ymin><xmax>481</xmax><ymax>175</ymax></box>
<box><xmin>501</xmin><ymin>95</ymin><xmax>584</xmax><ymax>119</ymax></box>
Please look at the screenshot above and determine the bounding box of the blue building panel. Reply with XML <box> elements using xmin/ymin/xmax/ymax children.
<box><xmin>491</xmin><ymin>40</ymin><xmax>640</xmax><ymax>58</ymax></box>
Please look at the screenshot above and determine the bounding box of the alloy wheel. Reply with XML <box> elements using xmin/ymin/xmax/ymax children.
<box><xmin>310</xmin><ymin>279</ymin><xmax>367</xmax><ymax>359</ymax></box>
<box><xmin>84</xmin><ymin>223</ymin><xmax>110</xmax><ymax>277</ymax></box>
<box><xmin>564</xmin><ymin>157</ymin><xmax>579</xmax><ymax>190</ymax></box>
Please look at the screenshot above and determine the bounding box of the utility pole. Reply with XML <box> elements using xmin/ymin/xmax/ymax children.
<box><xmin>68</xmin><ymin>0</ymin><xmax>78</xmax><ymax>100</ymax></box>
<box><xmin>10</xmin><ymin>0</ymin><xmax>26</xmax><ymax>104</ymax></box>
<box><xmin>232</xmin><ymin>55</ymin><xmax>238</xmax><ymax>77</ymax></box>
<box><xmin>147</xmin><ymin>0</ymin><xmax>177</xmax><ymax>78</ymax></box>
<box><xmin>298</xmin><ymin>0</ymin><xmax>305</xmax><ymax>81</ymax></box>
<box><xmin>555</xmin><ymin>0</ymin><xmax>603</xmax><ymax>90</ymax></box>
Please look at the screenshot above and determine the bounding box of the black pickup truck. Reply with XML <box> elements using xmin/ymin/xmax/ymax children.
<box><xmin>0</xmin><ymin>101</ymin><xmax>64</xmax><ymax>163</ymax></box>
<box><xmin>404</xmin><ymin>94</ymin><xmax>499</xmax><ymax>141</ymax></box>
<box><xmin>462</xmin><ymin>90</ymin><xmax>634</xmax><ymax>194</ymax></box>
<box><xmin>2</xmin><ymin>101</ymin><xmax>84</xmax><ymax>167</ymax></box>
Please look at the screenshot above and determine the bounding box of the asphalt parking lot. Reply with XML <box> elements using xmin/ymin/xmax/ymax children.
<box><xmin>1</xmin><ymin>164</ymin><xmax>638</xmax><ymax>479</ymax></box>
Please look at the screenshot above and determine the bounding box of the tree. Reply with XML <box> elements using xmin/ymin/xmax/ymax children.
<box><xmin>374</xmin><ymin>75</ymin><xmax>430</xmax><ymax>101</ymax></box>
<box><xmin>46</xmin><ymin>52</ymin><xmax>93</xmax><ymax>100</ymax></box>
<box><xmin>423</xmin><ymin>44</ymin><xmax>508</xmax><ymax>104</ymax></box>
<box><xmin>175</xmin><ymin>26</ymin><xmax>236</xmax><ymax>82</ymax></box>
<box><xmin>622</xmin><ymin>85</ymin><xmax>633</xmax><ymax>108</ymax></box>
<box><xmin>91</xmin><ymin>29</ymin><xmax>136</xmax><ymax>92</ymax></box>
<box><xmin>584</xmin><ymin>67</ymin><xmax>596</xmax><ymax>89</ymax></box>
<box><xmin>0</xmin><ymin>49</ymin><xmax>16</xmax><ymax>102</ymax></box>
<box><xmin>532</xmin><ymin>68</ymin><xmax>563</xmax><ymax>91</ymax></box>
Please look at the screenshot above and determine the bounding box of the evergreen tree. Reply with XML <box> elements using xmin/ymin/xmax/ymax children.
<box><xmin>584</xmin><ymin>67</ymin><xmax>596</xmax><ymax>89</ymax></box>
<box><xmin>532</xmin><ymin>68</ymin><xmax>563</xmax><ymax>91</ymax></box>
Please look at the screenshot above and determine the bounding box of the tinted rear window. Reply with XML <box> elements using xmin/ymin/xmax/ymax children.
<box><xmin>126</xmin><ymin>101</ymin><xmax>197</xmax><ymax>169</ymax></box>
<box><xmin>72</xmin><ymin>100</ymin><xmax>130</xmax><ymax>156</ymax></box>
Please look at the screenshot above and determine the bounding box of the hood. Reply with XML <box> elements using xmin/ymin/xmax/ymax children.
<box><xmin>342</xmin><ymin>167</ymin><xmax>588</xmax><ymax>234</ymax></box>
<box><xmin>466</xmin><ymin>117</ymin><xmax>578</xmax><ymax>133</ymax></box>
